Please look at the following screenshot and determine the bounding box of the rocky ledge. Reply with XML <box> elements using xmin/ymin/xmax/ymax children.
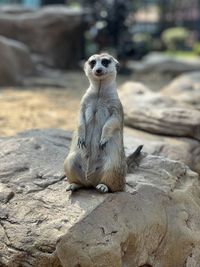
<box><xmin>0</xmin><ymin>129</ymin><xmax>200</xmax><ymax>267</ymax></box>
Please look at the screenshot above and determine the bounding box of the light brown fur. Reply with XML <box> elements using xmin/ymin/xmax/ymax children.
<box><xmin>64</xmin><ymin>53</ymin><xmax>127</xmax><ymax>193</ymax></box>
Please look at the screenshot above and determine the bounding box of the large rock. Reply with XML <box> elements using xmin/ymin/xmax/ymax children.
<box><xmin>131</xmin><ymin>52</ymin><xmax>200</xmax><ymax>76</ymax></box>
<box><xmin>124</xmin><ymin>127</ymin><xmax>200</xmax><ymax>175</ymax></box>
<box><xmin>0</xmin><ymin>35</ymin><xmax>34</xmax><ymax>86</ymax></box>
<box><xmin>162</xmin><ymin>71</ymin><xmax>200</xmax><ymax>108</ymax></box>
<box><xmin>119</xmin><ymin>82</ymin><xmax>200</xmax><ymax>141</ymax></box>
<box><xmin>0</xmin><ymin>6</ymin><xmax>86</xmax><ymax>68</ymax></box>
<box><xmin>0</xmin><ymin>129</ymin><xmax>200</xmax><ymax>267</ymax></box>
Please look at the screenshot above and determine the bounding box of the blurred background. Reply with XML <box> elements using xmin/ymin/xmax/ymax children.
<box><xmin>0</xmin><ymin>0</ymin><xmax>200</xmax><ymax>136</ymax></box>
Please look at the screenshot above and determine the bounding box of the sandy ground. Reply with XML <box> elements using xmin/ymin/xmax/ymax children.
<box><xmin>0</xmin><ymin>71</ymin><xmax>88</xmax><ymax>136</ymax></box>
<box><xmin>0</xmin><ymin>71</ymin><xmax>170</xmax><ymax>137</ymax></box>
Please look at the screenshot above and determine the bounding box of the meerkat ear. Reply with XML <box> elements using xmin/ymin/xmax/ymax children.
<box><xmin>115</xmin><ymin>61</ymin><xmax>120</xmax><ymax>73</ymax></box>
<box><xmin>84</xmin><ymin>61</ymin><xmax>87</xmax><ymax>71</ymax></box>
<box><xmin>113</xmin><ymin>57</ymin><xmax>120</xmax><ymax>72</ymax></box>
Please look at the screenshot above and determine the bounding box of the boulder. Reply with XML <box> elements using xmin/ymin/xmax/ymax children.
<box><xmin>0</xmin><ymin>129</ymin><xmax>200</xmax><ymax>267</ymax></box>
<box><xmin>119</xmin><ymin>82</ymin><xmax>200</xmax><ymax>141</ymax></box>
<box><xmin>162</xmin><ymin>71</ymin><xmax>200</xmax><ymax>108</ymax></box>
<box><xmin>124</xmin><ymin>127</ymin><xmax>200</xmax><ymax>175</ymax></box>
<box><xmin>0</xmin><ymin>35</ymin><xmax>34</xmax><ymax>86</ymax></box>
<box><xmin>0</xmin><ymin>6</ymin><xmax>86</xmax><ymax>68</ymax></box>
<box><xmin>57</xmin><ymin>156</ymin><xmax>200</xmax><ymax>267</ymax></box>
<box><xmin>131</xmin><ymin>52</ymin><xmax>200</xmax><ymax>76</ymax></box>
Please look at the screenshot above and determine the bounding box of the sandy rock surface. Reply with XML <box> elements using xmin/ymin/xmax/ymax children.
<box><xmin>124</xmin><ymin>127</ymin><xmax>200</xmax><ymax>175</ymax></box>
<box><xmin>0</xmin><ymin>129</ymin><xmax>106</xmax><ymax>266</ymax></box>
<box><xmin>0</xmin><ymin>129</ymin><xmax>200</xmax><ymax>267</ymax></box>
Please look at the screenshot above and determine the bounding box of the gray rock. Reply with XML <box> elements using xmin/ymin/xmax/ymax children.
<box><xmin>119</xmin><ymin>82</ymin><xmax>200</xmax><ymax>141</ymax></box>
<box><xmin>0</xmin><ymin>35</ymin><xmax>34</xmax><ymax>86</ymax></box>
<box><xmin>0</xmin><ymin>129</ymin><xmax>200</xmax><ymax>267</ymax></box>
<box><xmin>131</xmin><ymin>52</ymin><xmax>200</xmax><ymax>76</ymax></box>
<box><xmin>162</xmin><ymin>71</ymin><xmax>200</xmax><ymax>108</ymax></box>
<box><xmin>0</xmin><ymin>183</ymin><xmax>14</xmax><ymax>204</ymax></box>
<box><xmin>0</xmin><ymin>6</ymin><xmax>86</xmax><ymax>68</ymax></box>
<box><xmin>124</xmin><ymin>127</ymin><xmax>200</xmax><ymax>175</ymax></box>
<box><xmin>57</xmin><ymin>153</ymin><xmax>200</xmax><ymax>267</ymax></box>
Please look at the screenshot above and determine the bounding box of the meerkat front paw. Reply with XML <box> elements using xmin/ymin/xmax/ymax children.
<box><xmin>77</xmin><ymin>137</ymin><xmax>86</xmax><ymax>149</ymax></box>
<box><xmin>66</xmin><ymin>183</ymin><xmax>83</xmax><ymax>192</ymax></box>
<box><xmin>96</xmin><ymin>183</ymin><xmax>109</xmax><ymax>193</ymax></box>
<box><xmin>99</xmin><ymin>138</ymin><xmax>108</xmax><ymax>150</ymax></box>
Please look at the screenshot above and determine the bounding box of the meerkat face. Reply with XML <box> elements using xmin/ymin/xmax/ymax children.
<box><xmin>84</xmin><ymin>53</ymin><xmax>119</xmax><ymax>81</ymax></box>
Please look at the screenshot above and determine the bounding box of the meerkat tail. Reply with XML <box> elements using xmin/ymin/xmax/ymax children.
<box><xmin>126</xmin><ymin>145</ymin><xmax>143</xmax><ymax>169</ymax></box>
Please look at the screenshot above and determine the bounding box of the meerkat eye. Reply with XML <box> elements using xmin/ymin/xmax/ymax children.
<box><xmin>101</xmin><ymin>58</ymin><xmax>111</xmax><ymax>67</ymax></box>
<box><xmin>89</xmin><ymin>59</ymin><xmax>96</xmax><ymax>69</ymax></box>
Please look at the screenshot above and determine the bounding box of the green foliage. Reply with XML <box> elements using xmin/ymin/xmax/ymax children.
<box><xmin>164</xmin><ymin>50</ymin><xmax>197</xmax><ymax>59</ymax></box>
<box><xmin>193</xmin><ymin>42</ymin><xmax>200</xmax><ymax>56</ymax></box>
<box><xmin>132</xmin><ymin>33</ymin><xmax>153</xmax><ymax>51</ymax></box>
<box><xmin>161</xmin><ymin>27</ymin><xmax>189</xmax><ymax>51</ymax></box>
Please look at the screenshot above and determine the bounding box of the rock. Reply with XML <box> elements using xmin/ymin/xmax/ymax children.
<box><xmin>119</xmin><ymin>82</ymin><xmax>200</xmax><ymax>141</ymax></box>
<box><xmin>0</xmin><ymin>129</ymin><xmax>200</xmax><ymax>267</ymax></box>
<box><xmin>131</xmin><ymin>52</ymin><xmax>200</xmax><ymax>76</ymax></box>
<box><xmin>57</xmin><ymin>154</ymin><xmax>200</xmax><ymax>267</ymax></box>
<box><xmin>0</xmin><ymin>5</ymin><xmax>34</xmax><ymax>14</ymax></box>
<box><xmin>162</xmin><ymin>71</ymin><xmax>200</xmax><ymax>108</ymax></box>
<box><xmin>0</xmin><ymin>6</ymin><xmax>86</xmax><ymax>69</ymax></box>
<box><xmin>124</xmin><ymin>127</ymin><xmax>200</xmax><ymax>175</ymax></box>
<box><xmin>0</xmin><ymin>129</ymin><xmax>106</xmax><ymax>266</ymax></box>
<box><xmin>0</xmin><ymin>35</ymin><xmax>34</xmax><ymax>86</ymax></box>
<box><xmin>0</xmin><ymin>183</ymin><xmax>14</xmax><ymax>204</ymax></box>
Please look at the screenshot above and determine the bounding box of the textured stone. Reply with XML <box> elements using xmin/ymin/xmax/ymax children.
<box><xmin>0</xmin><ymin>35</ymin><xmax>34</xmax><ymax>86</ymax></box>
<box><xmin>119</xmin><ymin>82</ymin><xmax>200</xmax><ymax>141</ymax></box>
<box><xmin>0</xmin><ymin>129</ymin><xmax>106</xmax><ymax>266</ymax></box>
<box><xmin>162</xmin><ymin>71</ymin><xmax>200</xmax><ymax>108</ymax></box>
<box><xmin>132</xmin><ymin>52</ymin><xmax>200</xmax><ymax>76</ymax></box>
<box><xmin>124</xmin><ymin>127</ymin><xmax>200</xmax><ymax>175</ymax></box>
<box><xmin>57</xmin><ymin>153</ymin><xmax>200</xmax><ymax>267</ymax></box>
<box><xmin>0</xmin><ymin>129</ymin><xmax>200</xmax><ymax>267</ymax></box>
<box><xmin>0</xmin><ymin>6</ymin><xmax>86</xmax><ymax>68</ymax></box>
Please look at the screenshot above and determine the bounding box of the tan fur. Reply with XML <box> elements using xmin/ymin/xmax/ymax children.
<box><xmin>64</xmin><ymin>53</ymin><xmax>127</xmax><ymax>192</ymax></box>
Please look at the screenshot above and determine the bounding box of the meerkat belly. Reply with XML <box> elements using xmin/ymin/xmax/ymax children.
<box><xmin>83</xmin><ymin>105</ymin><xmax>110</xmax><ymax>184</ymax></box>
<box><xmin>85</xmin><ymin>106</ymin><xmax>109</xmax><ymax>151</ymax></box>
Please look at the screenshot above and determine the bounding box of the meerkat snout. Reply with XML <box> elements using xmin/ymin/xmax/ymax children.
<box><xmin>95</xmin><ymin>68</ymin><xmax>103</xmax><ymax>76</ymax></box>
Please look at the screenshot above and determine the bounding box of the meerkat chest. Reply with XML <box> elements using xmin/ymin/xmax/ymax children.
<box><xmin>85</xmin><ymin>97</ymin><xmax>111</xmax><ymax>124</ymax></box>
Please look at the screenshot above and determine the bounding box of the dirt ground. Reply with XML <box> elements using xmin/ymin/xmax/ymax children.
<box><xmin>0</xmin><ymin>71</ymin><xmax>170</xmax><ymax>137</ymax></box>
<box><xmin>0</xmin><ymin>73</ymin><xmax>86</xmax><ymax>137</ymax></box>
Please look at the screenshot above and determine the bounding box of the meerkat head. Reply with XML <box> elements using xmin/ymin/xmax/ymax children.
<box><xmin>84</xmin><ymin>53</ymin><xmax>119</xmax><ymax>82</ymax></box>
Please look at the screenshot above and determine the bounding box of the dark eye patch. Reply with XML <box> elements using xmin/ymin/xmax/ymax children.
<box><xmin>101</xmin><ymin>58</ymin><xmax>111</xmax><ymax>67</ymax></box>
<box><xmin>89</xmin><ymin>59</ymin><xmax>96</xmax><ymax>69</ymax></box>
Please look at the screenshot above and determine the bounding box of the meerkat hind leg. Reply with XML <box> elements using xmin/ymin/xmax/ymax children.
<box><xmin>96</xmin><ymin>183</ymin><xmax>109</xmax><ymax>193</ymax></box>
<box><xmin>66</xmin><ymin>183</ymin><xmax>83</xmax><ymax>192</ymax></box>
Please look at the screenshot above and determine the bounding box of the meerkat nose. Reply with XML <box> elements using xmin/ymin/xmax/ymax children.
<box><xmin>96</xmin><ymin>68</ymin><xmax>103</xmax><ymax>74</ymax></box>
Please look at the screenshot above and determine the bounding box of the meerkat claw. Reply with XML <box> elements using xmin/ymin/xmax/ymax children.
<box><xmin>99</xmin><ymin>140</ymin><xmax>108</xmax><ymax>150</ymax></box>
<box><xmin>77</xmin><ymin>138</ymin><xmax>86</xmax><ymax>149</ymax></box>
<box><xmin>81</xmin><ymin>141</ymin><xmax>86</xmax><ymax>149</ymax></box>
<box><xmin>96</xmin><ymin>184</ymin><xmax>109</xmax><ymax>193</ymax></box>
<box><xmin>66</xmin><ymin>183</ymin><xmax>82</xmax><ymax>192</ymax></box>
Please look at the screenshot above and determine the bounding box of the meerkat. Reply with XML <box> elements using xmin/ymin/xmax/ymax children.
<box><xmin>64</xmin><ymin>53</ymin><xmax>142</xmax><ymax>193</ymax></box>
